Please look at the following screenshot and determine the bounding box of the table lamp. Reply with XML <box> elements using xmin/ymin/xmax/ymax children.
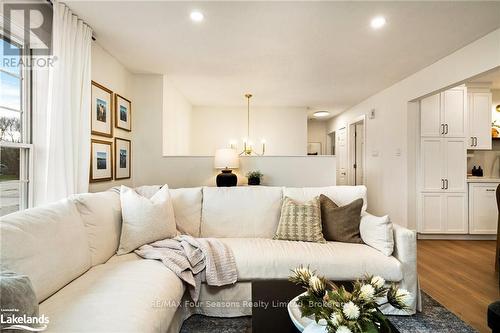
<box><xmin>214</xmin><ymin>148</ymin><xmax>239</xmax><ymax>187</ymax></box>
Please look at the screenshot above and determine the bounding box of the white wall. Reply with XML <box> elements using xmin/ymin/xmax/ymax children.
<box><xmin>90</xmin><ymin>42</ymin><xmax>134</xmax><ymax>192</ymax></box>
<box><xmin>162</xmin><ymin>76</ymin><xmax>192</xmax><ymax>155</ymax></box>
<box><xmin>327</xmin><ymin>29</ymin><xmax>500</xmax><ymax>228</ymax></box>
<box><xmin>189</xmin><ymin>106</ymin><xmax>308</xmax><ymax>156</ymax></box>
<box><xmin>133</xmin><ymin>74</ymin><xmax>335</xmax><ymax>187</ymax></box>
<box><xmin>307</xmin><ymin>119</ymin><xmax>328</xmax><ymax>155</ymax></box>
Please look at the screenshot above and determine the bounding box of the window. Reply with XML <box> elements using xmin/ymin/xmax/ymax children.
<box><xmin>0</xmin><ymin>35</ymin><xmax>32</xmax><ymax>216</ymax></box>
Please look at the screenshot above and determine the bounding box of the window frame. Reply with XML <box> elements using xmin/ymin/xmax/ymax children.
<box><xmin>1</xmin><ymin>32</ymin><xmax>33</xmax><ymax>213</ymax></box>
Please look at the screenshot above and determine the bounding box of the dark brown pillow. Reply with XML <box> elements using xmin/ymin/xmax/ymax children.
<box><xmin>319</xmin><ymin>195</ymin><xmax>363</xmax><ymax>243</ymax></box>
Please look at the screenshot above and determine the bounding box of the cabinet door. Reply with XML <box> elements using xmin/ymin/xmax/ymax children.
<box><xmin>420</xmin><ymin>138</ymin><xmax>444</xmax><ymax>191</ymax></box>
<box><xmin>444</xmin><ymin>139</ymin><xmax>466</xmax><ymax>192</ymax></box>
<box><xmin>420</xmin><ymin>94</ymin><xmax>441</xmax><ymax>137</ymax></box>
<box><xmin>444</xmin><ymin>193</ymin><xmax>468</xmax><ymax>234</ymax></box>
<box><xmin>469</xmin><ymin>184</ymin><xmax>498</xmax><ymax>234</ymax></box>
<box><xmin>442</xmin><ymin>88</ymin><xmax>467</xmax><ymax>138</ymax></box>
<box><xmin>469</xmin><ymin>92</ymin><xmax>492</xmax><ymax>150</ymax></box>
<box><xmin>419</xmin><ymin>193</ymin><xmax>444</xmax><ymax>233</ymax></box>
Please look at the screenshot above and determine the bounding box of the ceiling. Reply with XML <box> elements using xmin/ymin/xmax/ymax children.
<box><xmin>68</xmin><ymin>1</ymin><xmax>500</xmax><ymax>115</ymax></box>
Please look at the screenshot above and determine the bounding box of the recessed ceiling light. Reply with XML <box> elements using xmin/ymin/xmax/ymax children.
<box><xmin>370</xmin><ymin>16</ymin><xmax>386</xmax><ymax>29</ymax></box>
<box><xmin>190</xmin><ymin>11</ymin><xmax>204</xmax><ymax>22</ymax></box>
<box><xmin>313</xmin><ymin>111</ymin><xmax>330</xmax><ymax>118</ymax></box>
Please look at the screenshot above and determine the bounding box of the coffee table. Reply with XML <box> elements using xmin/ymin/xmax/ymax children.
<box><xmin>251</xmin><ymin>280</ymin><xmax>400</xmax><ymax>333</ymax></box>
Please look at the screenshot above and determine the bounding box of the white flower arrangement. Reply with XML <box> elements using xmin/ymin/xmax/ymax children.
<box><xmin>289</xmin><ymin>266</ymin><xmax>412</xmax><ymax>333</ymax></box>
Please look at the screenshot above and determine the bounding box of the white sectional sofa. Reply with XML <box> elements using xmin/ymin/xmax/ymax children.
<box><xmin>0</xmin><ymin>185</ymin><xmax>419</xmax><ymax>333</ymax></box>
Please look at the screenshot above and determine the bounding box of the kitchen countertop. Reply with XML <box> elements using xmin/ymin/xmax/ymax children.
<box><xmin>467</xmin><ymin>176</ymin><xmax>500</xmax><ymax>183</ymax></box>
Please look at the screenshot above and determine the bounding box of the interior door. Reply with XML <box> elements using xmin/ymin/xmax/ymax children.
<box><xmin>444</xmin><ymin>139</ymin><xmax>466</xmax><ymax>192</ymax></box>
<box><xmin>420</xmin><ymin>138</ymin><xmax>444</xmax><ymax>192</ymax></box>
<box><xmin>442</xmin><ymin>88</ymin><xmax>467</xmax><ymax>138</ymax></box>
<box><xmin>420</xmin><ymin>93</ymin><xmax>441</xmax><ymax>137</ymax></box>
<box><xmin>336</xmin><ymin>127</ymin><xmax>348</xmax><ymax>185</ymax></box>
<box><xmin>469</xmin><ymin>92</ymin><xmax>492</xmax><ymax>150</ymax></box>
<box><xmin>355</xmin><ymin>122</ymin><xmax>364</xmax><ymax>185</ymax></box>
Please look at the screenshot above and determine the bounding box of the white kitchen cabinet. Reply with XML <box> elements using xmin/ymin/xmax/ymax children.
<box><xmin>419</xmin><ymin>192</ymin><xmax>468</xmax><ymax>234</ymax></box>
<box><xmin>420</xmin><ymin>87</ymin><xmax>467</xmax><ymax>138</ymax></box>
<box><xmin>468</xmin><ymin>183</ymin><xmax>498</xmax><ymax>234</ymax></box>
<box><xmin>420</xmin><ymin>138</ymin><xmax>466</xmax><ymax>192</ymax></box>
<box><xmin>420</xmin><ymin>94</ymin><xmax>441</xmax><ymax>137</ymax></box>
<box><xmin>442</xmin><ymin>88</ymin><xmax>467</xmax><ymax>138</ymax></box>
<box><xmin>467</xmin><ymin>92</ymin><xmax>492</xmax><ymax>150</ymax></box>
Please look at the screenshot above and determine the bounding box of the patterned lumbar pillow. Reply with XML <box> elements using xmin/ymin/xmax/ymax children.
<box><xmin>320</xmin><ymin>194</ymin><xmax>364</xmax><ymax>243</ymax></box>
<box><xmin>273</xmin><ymin>196</ymin><xmax>326</xmax><ymax>243</ymax></box>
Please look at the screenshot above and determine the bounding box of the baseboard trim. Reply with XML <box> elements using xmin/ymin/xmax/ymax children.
<box><xmin>417</xmin><ymin>234</ymin><xmax>496</xmax><ymax>240</ymax></box>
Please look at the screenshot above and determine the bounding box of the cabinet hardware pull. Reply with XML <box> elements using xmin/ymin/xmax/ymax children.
<box><xmin>441</xmin><ymin>124</ymin><xmax>444</xmax><ymax>135</ymax></box>
<box><xmin>445</xmin><ymin>179</ymin><xmax>449</xmax><ymax>190</ymax></box>
<box><xmin>474</xmin><ymin>137</ymin><xmax>478</xmax><ymax>146</ymax></box>
<box><xmin>486</xmin><ymin>189</ymin><xmax>495</xmax><ymax>192</ymax></box>
<box><xmin>441</xmin><ymin>179</ymin><xmax>444</xmax><ymax>190</ymax></box>
<box><xmin>445</xmin><ymin>124</ymin><xmax>449</xmax><ymax>135</ymax></box>
<box><xmin>471</xmin><ymin>137</ymin><xmax>474</xmax><ymax>147</ymax></box>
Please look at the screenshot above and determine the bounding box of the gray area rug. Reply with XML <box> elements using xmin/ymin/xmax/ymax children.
<box><xmin>180</xmin><ymin>292</ymin><xmax>476</xmax><ymax>333</ymax></box>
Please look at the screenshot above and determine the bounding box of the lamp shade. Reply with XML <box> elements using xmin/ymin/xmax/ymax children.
<box><xmin>214</xmin><ymin>148</ymin><xmax>239</xmax><ymax>169</ymax></box>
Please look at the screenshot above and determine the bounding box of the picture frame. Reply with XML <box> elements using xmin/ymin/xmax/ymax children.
<box><xmin>115</xmin><ymin>94</ymin><xmax>132</xmax><ymax>131</ymax></box>
<box><xmin>114</xmin><ymin>137</ymin><xmax>131</xmax><ymax>180</ymax></box>
<box><xmin>90</xmin><ymin>139</ymin><xmax>113</xmax><ymax>182</ymax></box>
<box><xmin>91</xmin><ymin>81</ymin><xmax>113</xmax><ymax>137</ymax></box>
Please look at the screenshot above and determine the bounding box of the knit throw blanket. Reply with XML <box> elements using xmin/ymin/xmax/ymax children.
<box><xmin>135</xmin><ymin>235</ymin><xmax>237</xmax><ymax>302</ymax></box>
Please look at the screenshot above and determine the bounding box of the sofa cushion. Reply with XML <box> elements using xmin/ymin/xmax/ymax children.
<box><xmin>360</xmin><ymin>213</ymin><xmax>394</xmax><ymax>256</ymax></box>
<box><xmin>219</xmin><ymin>238</ymin><xmax>403</xmax><ymax>282</ymax></box>
<box><xmin>118</xmin><ymin>185</ymin><xmax>177</xmax><ymax>255</ymax></box>
<box><xmin>170</xmin><ymin>187</ymin><xmax>202</xmax><ymax>237</ymax></box>
<box><xmin>71</xmin><ymin>191</ymin><xmax>122</xmax><ymax>265</ymax></box>
<box><xmin>0</xmin><ymin>199</ymin><xmax>91</xmax><ymax>302</ymax></box>
<box><xmin>273</xmin><ymin>197</ymin><xmax>325</xmax><ymax>243</ymax></box>
<box><xmin>283</xmin><ymin>186</ymin><xmax>368</xmax><ymax>213</ymax></box>
<box><xmin>320</xmin><ymin>195</ymin><xmax>363</xmax><ymax>243</ymax></box>
<box><xmin>39</xmin><ymin>253</ymin><xmax>185</xmax><ymax>333</ymax></box>
<box><xmin>201</xmin><ymin>186</ymin><xmax>283</xmax><ymax>238</ymax></box>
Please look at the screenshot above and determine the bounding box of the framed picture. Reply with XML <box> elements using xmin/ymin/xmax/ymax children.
<box><xmin>115</xmin><ymin>94</ymin><xmax>132</xmax><ymax>131</ymax></box>
<box><xmin>114</xmin><ymin>137</ymin><xmax>131</xmax><ymax>180</ymax></box>
<box><xmin>90</xmin><ymin>139</ymin><xmax>113</xmax><ymax>182</ymax></box>
<box><xmin>307</xmin><ymin>142</ymin><xmax>322</xmax><ymax>155</ymax></box>
<box><xmin>91</xmin><ymin>81</ymin><xmax>113</xmax><ymax>137</ymax></box>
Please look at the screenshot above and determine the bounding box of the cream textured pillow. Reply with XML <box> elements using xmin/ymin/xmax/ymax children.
<box><xmin>273</xmin><ymin>196</ymin><xmax>326</xmax><ymax>243</ymax></box>
<box><xmin>359</xmin><ymin>213</ymin><xmax>394</xmax><ymax>256</ymax></box>
<box><xmin>118</xmin><ymin>185</ymin><xmax>177</xmax><ymax>255</ymax></box>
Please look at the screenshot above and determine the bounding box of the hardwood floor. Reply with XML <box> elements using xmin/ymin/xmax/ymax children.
<box><xmin>418</xmin><ymin>240</ymin><xmax>499</xmax><ymax>333</ymax></box>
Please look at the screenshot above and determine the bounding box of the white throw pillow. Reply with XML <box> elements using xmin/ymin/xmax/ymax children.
<box><xmin>117</xmin><ymin>185</ymin><xmax>177</xmax><ymax>255</ymax></box>
<box><xmin>359</xmin><ymin>213</ymin><xmax>394</xmax><ymax>256</ymax></box>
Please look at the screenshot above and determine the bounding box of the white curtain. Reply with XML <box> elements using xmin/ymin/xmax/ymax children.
<box><xmin>33</xmin><ymin>3</ymin><xmax>92</xmax><ymax>206</ymax></box>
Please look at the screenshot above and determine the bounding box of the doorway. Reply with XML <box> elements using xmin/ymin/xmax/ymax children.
<box><xmin>348</xmin><ymin>116</ymin><xmax>365</xmax><ymax>185</ymax></box>
<box><xmin>335</xmin><ymin>127</ymin><xmax>348</xmax><ymax>185</ymax></box>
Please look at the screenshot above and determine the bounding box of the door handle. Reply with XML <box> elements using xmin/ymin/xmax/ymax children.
<box><xmin>486</xmin><ymin>189</ymin><xmax>496</xmax><ymax>192</ymax></box>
